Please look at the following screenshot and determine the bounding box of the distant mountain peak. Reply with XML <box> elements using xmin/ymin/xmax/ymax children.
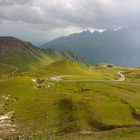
<box><xmin>41</xmin><ymin>28</ymin><xmax>140</xmax><ymax>67</ymax></box>
<box><xmin>82</xmin><ymin>29</ymin><xmax>92</xmax><ymax>34</ymax></box>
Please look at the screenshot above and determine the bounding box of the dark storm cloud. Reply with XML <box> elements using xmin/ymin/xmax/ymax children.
<box><xmin>0</xmin><ymin>0</ymin><xmax>140</xmax><ymax>29</ymax></box>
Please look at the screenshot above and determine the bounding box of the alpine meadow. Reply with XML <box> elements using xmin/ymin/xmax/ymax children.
<box><xmin>0</xmin><ymin>0</ymin><xmax>140</xmax><ymax>139</ymax></box>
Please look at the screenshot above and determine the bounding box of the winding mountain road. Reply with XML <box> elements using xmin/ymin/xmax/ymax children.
<box><xmin>49</xmin><ymin>71</ymin><xmax>126</xmax><ymax>82</ymax></box>
<box><xmin>49</xmin><ymin>71</ymin><xmax>140</xmax><ymax>86</ymax></box>
<box><xmin>117</xmin><ymin>71</ymin><xmax>125</xmax><ymax>81</ymax></box>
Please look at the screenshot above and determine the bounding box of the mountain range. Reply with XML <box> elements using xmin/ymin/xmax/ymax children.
<box><xmin>0</xmin><ymin>37</ymin><xmax>88</xmax><ymax>72</ymax></box>
<box><xmin>42</xmin><ymin>28</ymin><xmax>140</xmax><ymax>67</ymax></box>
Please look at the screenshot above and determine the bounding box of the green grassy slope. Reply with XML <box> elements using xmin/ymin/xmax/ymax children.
<box><xmin>0</xmin><ymin>63</ymin><xmax>14</xmax><ymax>75</ymax></box>
<box><xmin>124</xmin><ymin>68</ymin><xmax>140</xmax><ymax>83</ymax></box>
<box><xmin>0</xmin><ymin>49</ymin><xmax>49</xmax><ymax>72</ymax></box>
<box><xmin>44</xmin><ymin>48</ymin><xmax>91</xmax><ymax>66</ymax></box>
<box><xmin>26</xmin><ymin>60</ymin><xmax>119</xmax><ymax>81</ymax></box>
<box><xmin>1</xmin><ymin>76</ymin><xmax>140</xmax><ymax>139</ymax></box>
<box><xmin>0</xmin><ymin>59</ymin><xmax>140</xmax><ymax>139</ymax></box>
<box><xmin>0</xmin><ymin>37</ymin><xmax>55</xmax><ymax>73</ymax></box>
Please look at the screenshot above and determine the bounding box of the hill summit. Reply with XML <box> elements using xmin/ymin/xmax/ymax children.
<box><xmin>0</xmin><ymin>37</ymin><xmax>43</xmax><ymax>58</ymax></box>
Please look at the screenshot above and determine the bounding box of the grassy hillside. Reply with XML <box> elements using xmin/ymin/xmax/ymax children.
<box><xmin>0</xmin><ymin>63</ymin><xmax>14</xmax><ymax>75</ymax></box>
<box><xmin>0</xmin><ymin>37</ymin><xmax>55</xmax><ymax>73</ymax></box>
<box><xmin>44</xmin><ymin>48</ymin><xmax>91</xmax><ymax>66</ymax></box>
<box><xmin>1</xmin><ymin>37</ymin><xmax>140</xmax><ymax>139</ymax></box>
<box><xmin>26</xmin><ymin>60</ymin><xmax>121</xmax><ymax>81</ymax></box>
<box><xmin>124</xmin><ymin>68</ymin><xmax>140</xmax><ymax>83</ymax></box>
<box><xmin>0</xmin><ymin>58</ymin><xmax>140</xmax><ymax>139</ymax></box>
<box><xmin>0</xmin><ymin>38</ymin><xmax>90</xmax><ymax>75</ymax></box>
<box><xmin>1</xmin><ymin>74</ymin><xmax>140</xmax><ymax>139</ymax></box>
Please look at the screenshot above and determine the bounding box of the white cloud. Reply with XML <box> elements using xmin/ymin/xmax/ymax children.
<box><xmin>52</xmin><ymin>26</ymin><xmax>83</xmax><ymax>35</ymax></box>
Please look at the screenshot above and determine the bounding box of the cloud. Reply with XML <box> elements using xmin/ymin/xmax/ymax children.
<box><xmin>0</xmin><ymin>0</ymin><xmax>33</xmax><ymax>5</ymax></box>
<box><xmin>0</xmin><ymin>0</ymin><xmax>140</xmax><ymax>44</ymax></box>
<box><xmin>0</xmin><ymin>0</ymin><xmax>140</xmax><ymax>28</ymax></box>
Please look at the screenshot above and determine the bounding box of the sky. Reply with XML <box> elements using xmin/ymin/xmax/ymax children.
<box><xmin>0</xmin><ymin>0</ymin><xmax>140</xmax><ymax>45</ymax></box>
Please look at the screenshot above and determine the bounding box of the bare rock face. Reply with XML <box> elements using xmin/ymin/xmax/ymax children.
<box><xmin>0</xmin><ymin>37</ymin><xmax>27</xmax><ymax>55</ymax></box>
